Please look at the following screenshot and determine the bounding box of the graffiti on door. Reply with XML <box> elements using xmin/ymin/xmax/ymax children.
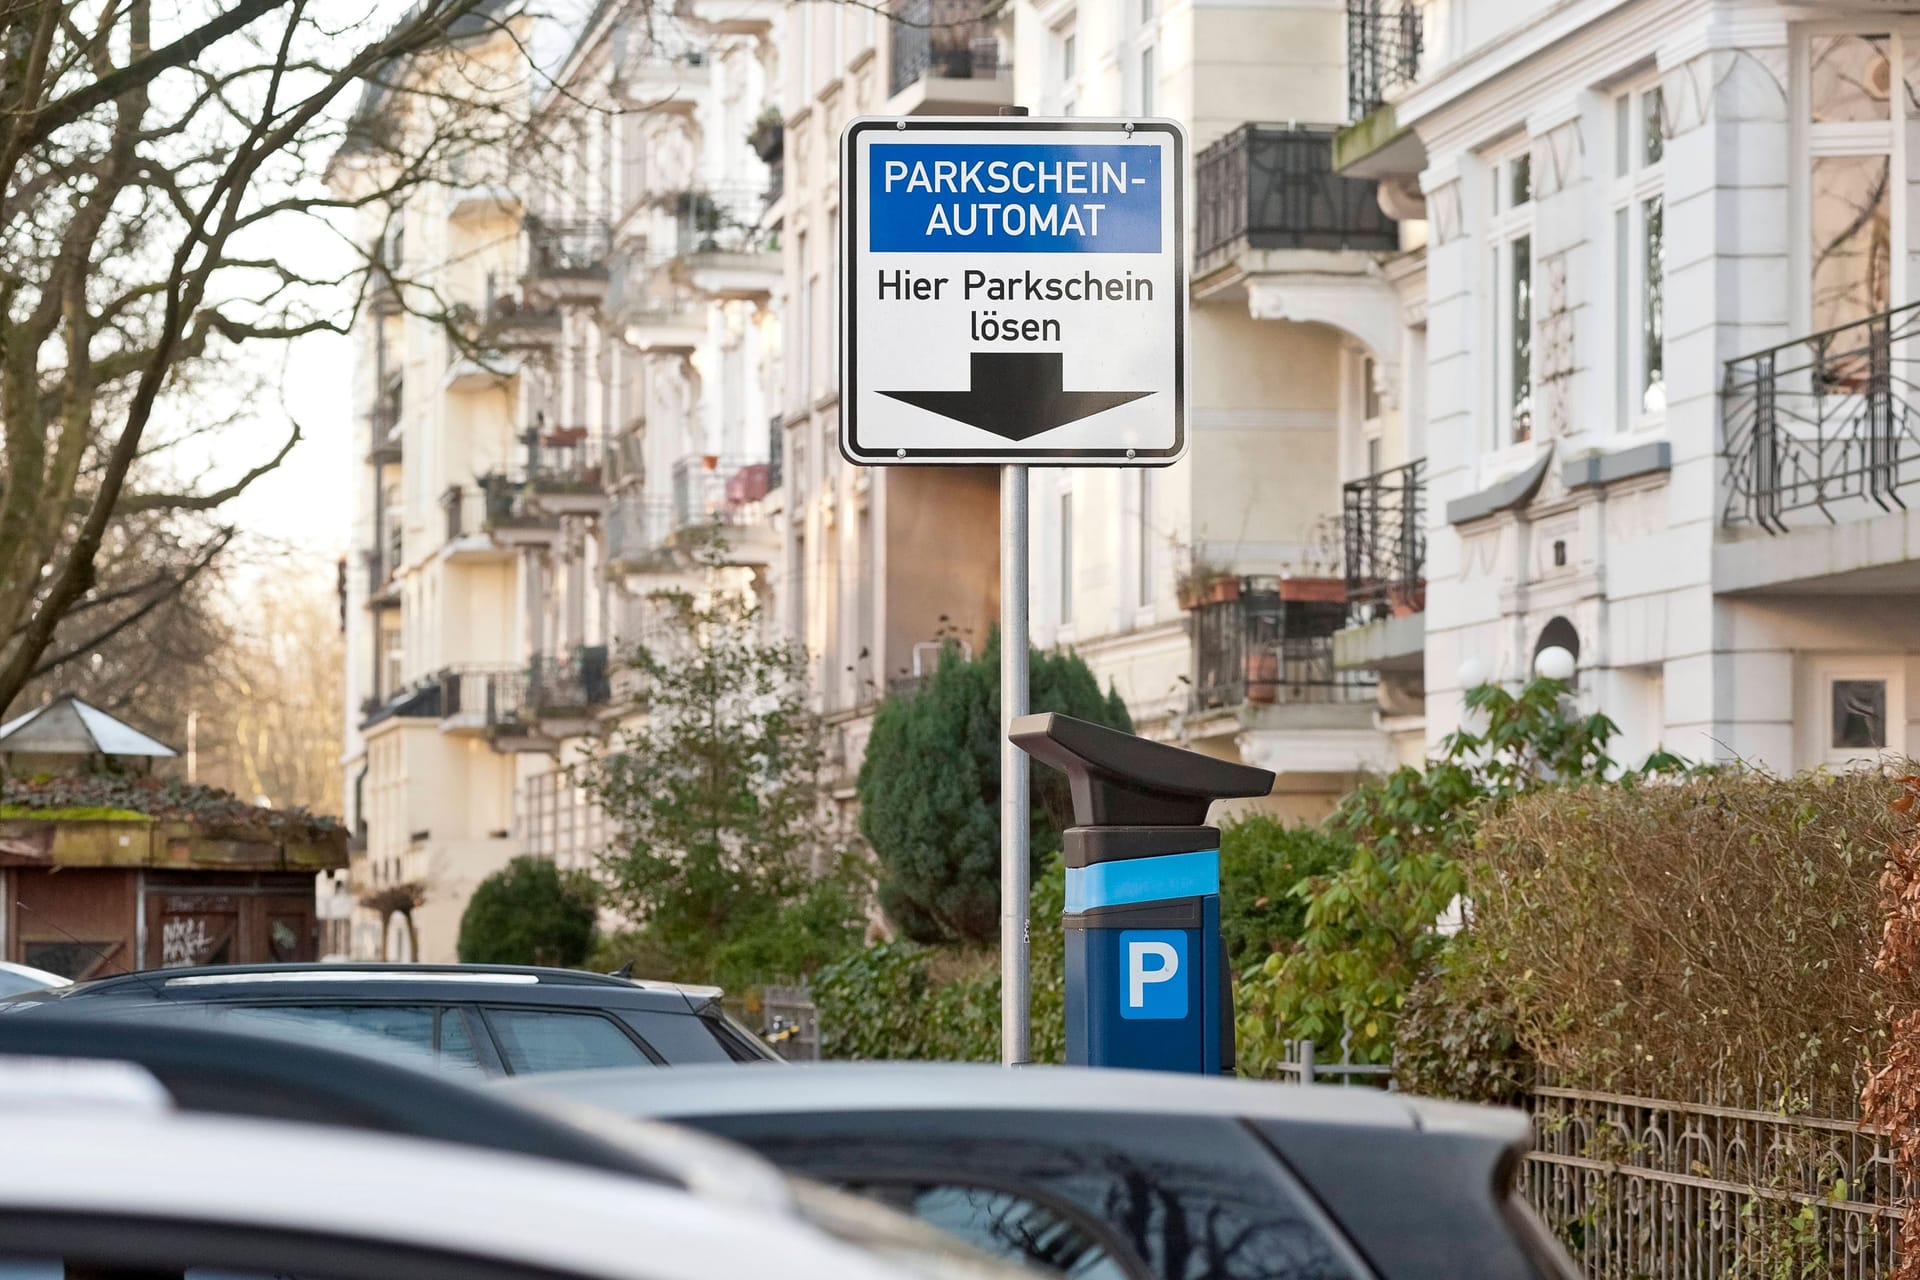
<box><xmin>161</xmin><ymin>917</ymin><xmax>214</xmax><ymax>967</ymax></box>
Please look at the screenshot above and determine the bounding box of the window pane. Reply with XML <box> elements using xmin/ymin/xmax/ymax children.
<box><xmin>1642</xmin><ymin>87</ymin><xmax>1665</xmax><ymax>164</ymax></box>
<box><xmin>1832</xmin><ymin>680</ymin><xmax>1888</xmax><ymax>749</ymax></box>
<box><xmin>1510</xmin><ymin>153</ymin><xmax>1531</xmax><ymax>207</ymax></box>
<box><xmin>217</xmin><ymin>1004</ymin><xmax>437</xmax><ymax>1067</ymax></box>
<box><xmin>1810</xmin><ymin>155</ymin><xmax>1892</xmax><ymax>333</ymax></box>
<box><xmin>1059</xmin><ymin>491</ymin><xmax>1074</xmax><ymax>623</ymax></box>
<box><xmin>1642</xmin><ymin>195</ymin><xmax>1665</xmax><ymax>415</ymax></box>
<box><xmin>620</xmin><ymin>1010</ymin><xmax>734</xmax><ymax>1064</ymax></box>
<box><xmin>436</xmin><ymin>1008</ymin><xmax>489</xmax><ymax>1077</ymax></box>
<box><xmin>1615</xmin><ymin>205</ymin><xmax>1630</xmax><ymax>427</ymax></box>
<box><xmin>1062</xmin><ymin>32</ymin><xmax>1074</xmax><ymax>78</ymax></box>
<box><xmin>488</xmin><ymin>1008</ymin><xmax>651</xmax><ymax>1074</ymax></box>
<box><xmin>1362</xmin><ymin>356</ymin><xmax>1381</xmax><ymax>420</ymax></box>
<box><xmin>1811</xmin><ymin>35</ymin><xmax>1892</xmax><ymax>123</ymax></box>
<box><xmin>1614</xmin><ymin>95</ymin><xmax>1630</xmax><ymax>177</ymax></box>
<box><xmin>856</xmin><ymin>1185</ymin><xmax>1130</xmax><ymax>1280</ymax></box>
<box><xmin>1511</xmin><ymin>236</ymin><xmax>1532</xmax><ymax>443</ymax></box>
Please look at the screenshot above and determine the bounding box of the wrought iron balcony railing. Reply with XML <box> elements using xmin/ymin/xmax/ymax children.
<box><xmin>767</xmin><ymin>415</ymin><xmax>785</xmax><ymax>492</ymax></box>
<box><xmin>484</xmin><ymin>647</ymin><xmax>613</xmax><ymax>730</ymax></box>
<box><xmin>889</xmin><ymin>0</ymin><xmax>1009</xmax><ymax>98</ymax></box>
<box><xmin>605</xmin><ymin>494</ymin><xmax>676</xmax><ymax>568</ymax></box>
<box><xmin>525</xmin><ymin>215</ymin><xmax>611</xmax><ymax>279</ymax></box>
<box><xmin>1347</xmin><ymin>0</ymin><xmax>1423</xmax><ymax>122</ymax></box>
<box><xmin>1189</xmin><ymin>576</ymin><xmax>1376</xmax><ymax>711</ymax></box>
<box><xmin>1195</xmin><ymin>124</ymin><xmax>1398</xmax><ymax>269</ymax></box>
<box><xmin>672</xmin><ymin>454</ymin><xmax>767</xmax><ymax>531</ymax></box>
<box><xmin>1343</xmin><ymin>458</ymin><xmax>1425</xmax><ymax>618</ymax></box>
<box><xmin>519</xmin><ymin>425</ymin><xmax>606</xmax><ymax>493</ymax></box>
<box><xmin>1722</xmin><ymin>301</ymin><xmax>1920</xmax><ymax>533</ymax></box>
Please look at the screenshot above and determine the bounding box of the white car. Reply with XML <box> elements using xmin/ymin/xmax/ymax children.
<box><xmin>0</xmin><ymin>1059</ymin><xmax>1024</xmax><ymax>1280</ymax></box>
<box><xmin>0</xmin><ymin>962</ymin><xmax>67</xmax><ymax>999</ymax></box>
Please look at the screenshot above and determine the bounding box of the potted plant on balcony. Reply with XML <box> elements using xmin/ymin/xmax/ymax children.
<box><xmin>1244</xmin><ymin>646</ymin><xmax>1280</xmax><ymax>704</ymax></box>
<box><xmin>1207</xmin><ymin>572</ymin><xmax>1242</xmax><ymax>604</ymax></box>
<box><xmin>747</xmin><ymin>107</ymin><xmax>784</xmax><ymax>165</ymax></box>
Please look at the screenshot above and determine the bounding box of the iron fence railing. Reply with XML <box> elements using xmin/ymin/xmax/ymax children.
<box><xmin>1522</xmin><ymin>1075</ymin><xmax>1906</xmax><ymax>1279</ymax></box>
<box><xmin>484</xmin><ymin>647</ymin><xmax>613</xmax><ymax>731</ymax></box>
<box><xmin>767</xmin><ymin>415</ymin><xmax>785</xmax><ymax>492</ymax></box>
<box><xmin>1195</xmin><ymin>124</ymin><xmax>1398</xmax><ymax>268</ymax></box>
<box><xmin>368</xmin><ymin>400</ymin><xmax>402</xmax><ymax>462</ymax></box>
<box><xmin>666</xmin><ymin>187</ymin><xmax>776</xmax><ymax>257</ymax></box>
<box><xmin>525</xmin><ymin>215</ymin><xmax>612</xmax><ymax>278</ymax></box>
<box><xmin>1188</xmin><ymin>577</ymin><xmax>1376</xmax><ymax>711</ymax></box>
<box><xmin>437</xmin><ymin>665</ymin><xmax>520</xmax><ymax>719</ymax></box>
<box><xmin>671</xmin><ymin>454</ymin><xmax>766</xmax><ymax>531</ymax></box>
<box><xmin>1347</xmin><ymin>0</ymin><xmax>1422</xmax><ymax>122</ymax></box>
<box><xmin>1722</xmin><ymin>300</ymin><xmax>1920</xmax><ymax>532</ymax></box>
<box><xmin>889</xmin><ymin>0</ymin><xmax>1010</xmax><ymax>97</ymax></box>
<box><xmin>519</xmin><ymin>424</ymin><xmax>607</xmax><ymax>493</ymax></box>
<box><xmin>605</xmin><ymin>493</ymin><xmax>676</xmax><ymax>567</ymax></box>
<box><xmin>1342</xmin><ymin>458</ymin><xmax>1425</xmax><ymax>618</ymax></box>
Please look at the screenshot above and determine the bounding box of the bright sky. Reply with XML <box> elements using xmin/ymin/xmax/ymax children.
<box><xmin>219</xmin><ymin>0</ymin><xmax>596</xmax><ymax>558</ymax></box>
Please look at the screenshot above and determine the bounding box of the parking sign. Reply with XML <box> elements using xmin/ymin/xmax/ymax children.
<box><xmin>840</xmin><ymin>118</ymin><xmax>1187</xmax><ymax>466</ymax></box>
<box><xmin>1118</xmin><ymin>930</ymin><xmax>1188</xmax><ymax>1020</ymax></box>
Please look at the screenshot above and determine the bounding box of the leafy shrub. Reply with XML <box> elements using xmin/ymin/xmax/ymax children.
<box><xmin>816</xmin><ymin>858</ymin><xmax>1068</xmax><ymax>1062</ymax></box>
<box><xmin>857</xmin><ymin>632</ymin><xmax>1130</xmax><ymax>945</ymax></box>
<box><xmin>1217</xmin><ymin>815</ymin><xmax>1355</xmax><ymax>975</ymax></box>
<box><xmin>1463</xmin><ymin>769</ymin><xmax>1899</xmax><ymax>1095</ymax></box>
<box><xmin>457</xmin><ymin>856</ymin><xmax>598</xmax><ymax>968</ymax></box>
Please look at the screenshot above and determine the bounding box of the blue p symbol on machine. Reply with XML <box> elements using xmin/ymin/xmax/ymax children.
<box><xmin>1120</xmin><ymin>930</ymin><xmax>1187</xmax><ymax>1020</ymax></box>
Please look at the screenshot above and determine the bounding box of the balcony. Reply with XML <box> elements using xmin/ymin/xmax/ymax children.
<box><xmin>436</xmin><ymin>665</ymin><xmax>520</xmax><ymax>734</ymax></box>
<box><xmin>1196</xmin><ymin>124</ymin><xmax>1398</xmax><ymax>279</ymax></box>
<box><xmin>1343</xmin><ymin>459</ymin><xmax>1426</xmax><ymax>618</ymax></box>
<box><xmin>1336</xmin><ymin>460</ymin><xmax>1425</xmax><ymax>672</ymax></box>
<box><xmin>476</xmin><ymin>471</ymin><xmax>560</xmax><ymax>545</ymax></box>
<box><xmin>1333</xmin><ymin>0</ymin><xmax>1426</xmax><ymax>179</ymax></box>
<box><xmin>481</xmin><ymin>285</ymin><xmax>562</xmax><ymax>346</ymax></box>
<box><xmin>612</xmin><ymin>49</ymin><xmax>708</xmax><ymax>111</ymax></box>
<box><xmin>1716</xmin><ymin>302</ymin><xmax>1920</xmax><ymax>596</ymax></box>
<box><xmin>886</xmin><ymin>0</ymin><xmax>1011</xmax><ymax>116</ymax></box>
<box><xmin>663</xmin><ymin>189</ymin><xmax>780</xmax><ymax>301</ymax></box>
<box><xmin>365</xmin><ymin>399</ymin><xmax>402</xmax><ymax>465</ymax></box>
<box><xmin>483</xmin><ymin>647</ymin><xmax>613</xmax><ymax>748</ymax></box>
<box><xmin>359</xmin><ymin>679</ymin><xmax>440</xmax><ymax>731</ymax></box>
<box><xmin>609</xmin><ymin>249</ymin><xmax>706</xmax><ymax>352</ymax></box>
<box><xmin>440</xmin><ymin>485</ymin><xmax>516</xmax><ymax>562</ymax></box>
<box><xmin>605</xmin><ymin>494</ymin><xmax>677</xmax><ymax>573</ymax></box>
<box><xmin>671</xmin><ymin>454</ymin><xmax>778</xmax><ymax>565</ymax></box>
<box><xmin>1189</xmin><ymin>577</ymin><xmax>1374</xmax><ymax>712</ymax></box>
<box><xmin>520</xmin><ymin>424</ymin><xmax>609</xmax><ymax>514</ymax></box>
<box><xmin>523</xmin><ymin>215</ymin><xmax>611</xmax><ymax>304</ymax></box>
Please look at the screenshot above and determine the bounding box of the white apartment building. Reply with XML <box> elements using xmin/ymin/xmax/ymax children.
<box><xmin>338</xmin><ymin>1</ymin><xmax>781</xmax><ymax>961</ymax></box>
<box><xmin>778</xmin><ymin>2</ymin><xmax>1424</xmax><ymax>820</ymax></box>
<box><xmin>1335</xmin><ymin>0</ymin><xmax>1920</xmax><ymax>773</ymax></box>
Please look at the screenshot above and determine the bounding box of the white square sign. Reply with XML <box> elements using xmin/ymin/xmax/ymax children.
<box><xmin>839</xmin><ymin>117</ymin><xmax>1187</xmax><ymax>466</ymax></box>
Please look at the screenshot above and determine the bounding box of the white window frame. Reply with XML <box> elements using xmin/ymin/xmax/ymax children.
<box><xmin>1805</xmin><ymin>656</ymin><xmax>1907</xmax><ymax>769</ymax></box>
<box><xmin>1483</xmin><ymin>141</ymin><xmax>1534</xmax><ymax>450</ymax></box>
<box><xmin>1793</xmin><ymin>25</ymin><xmax>1914</xmax><ymax>335</ymax></box>
<box><xmin>1609</xmin><ymin>76</ymin><xmax>1667</xmax><ymax>434</ymax></box>
<box><xmin>1044</xmin><ymin>17</ymin><xmax>1078</xmax><ymax>116</ymax></box>
<box><xmin>1128</xmin><ymin>0</ymin><xmax>1157</xmax><ymax>117</ymax></box>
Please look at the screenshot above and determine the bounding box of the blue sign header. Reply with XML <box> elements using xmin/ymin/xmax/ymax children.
<box><xmin>869</xmin><ymin>143</ymin><xmax>1161</xmax><ymax>254</ymax></box>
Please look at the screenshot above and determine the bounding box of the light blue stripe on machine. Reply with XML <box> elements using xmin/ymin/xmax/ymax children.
<box><xmin>1065</xmin><ymin>850</ymin><xmax>1219</xmax><ymax>912</ymax></box>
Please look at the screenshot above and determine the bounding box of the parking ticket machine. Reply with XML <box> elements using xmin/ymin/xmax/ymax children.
<box><xmin>1009</xmin><ymin>713</ymin><xmax>1276</xmax><ymax>1074</ymax></box>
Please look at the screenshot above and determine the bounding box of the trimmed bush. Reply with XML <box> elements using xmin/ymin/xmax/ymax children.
<box><xmin>457</xmin><ymin>855</ymin><xmax>598</xmax><ymax>968</ymax></box>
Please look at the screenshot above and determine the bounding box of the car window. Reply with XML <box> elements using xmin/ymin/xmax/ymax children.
<box><xmin>853</xmin><ymin>1183</ymin><xmax>1132</xmax><ymax>1280</ymax></box>
<box><xmin>211</xmin><ymin>1004</ymin><xmax>438</xmax><ymax>1068</ymax></box>
<box><xmin>485</xmin><ymin>1009</ymin><xmax>652</xmax><ymax>1074</ymax></box>
<box><xmin>435</xmin><ymin>1009</ymin><xmax>487</xmax><ymax>1077</ymax></box>
<box><xmin>617</xmin><ymin>1011</ymin><xmax>734</xmax><ymax>1064</ymax></box>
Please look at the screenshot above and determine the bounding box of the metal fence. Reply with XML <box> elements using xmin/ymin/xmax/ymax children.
<box><xmin>1195</xmin><ymin>124</ymin><xmax>1398</xmax><ymax>270</ymax></box>
<box><xmin>889</xmin><ymin>0</ymin><xmax>1009</xmax><ymax>97</ymax></box>
<box><xmin>760</xmin><ymin>985</ymin><xmax>821</xmax><ymax>1061</ymax></box>
<box><xmin>1342</xmin><ymin>458</ymin><xmax>1426</xmax><ymax>619</ymax></box>
<box><xmin>1270</xmin><ymin>1033</ymin><xmax>1395</xmax><ymax>1088</ymax></box>
<box><xmin>1522</xmin><ymin>1076</ymin><xmax>1906</xmax><ymax>1279</ymax></box>
<box><xmin>525</xmin><ymin>216</ymin><xmax>612</xmax><ymax>278</ymax></box>
<box><xmin>1188</xmin><ymin>577</ymin><xmax>1376</xmax><ymax>711</ymax></box>
<box><xmin>1722</xmin><ymin>299</ymin><xmax>1920</xmax><ymax>532</ymax></box>
<box><xmin>1346</xmin><ymin>0</ymin><xmax>1422</xmax><ymax>122</ymax></box>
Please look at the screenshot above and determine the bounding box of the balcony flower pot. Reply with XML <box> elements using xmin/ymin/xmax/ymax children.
<box><xmin>543</xmin><ymin>426</ymin><xmax>587</xmax><ymax>447</ymax></box>
<box><xmin>1177</xmin><ymin>584</ymin><xmax>1204</xmax><ymax>610</ymax></box>
<box><xmin>1390</xmin><ymin>581</ymin><xmax>1425</xmax><ymax>616</ymax></box>
<box><xmin>701</xmin><ymin>453</ymin><xmax>719</xmax><ymax>471</ymax></box>
<box><xmin>1276</xmin><ymin>576</ymin><xmax>1347</xmax><ymax>604</ymax></box>
<box><xmin>1244</xmin><ymin>650</ymin><xmax>1279</xmax><ymax>704</ymax></box>
<box><xmin>1207</xmin><ymin>574</ymin><xmax>1241</xmax><ymax>604</ymax></box>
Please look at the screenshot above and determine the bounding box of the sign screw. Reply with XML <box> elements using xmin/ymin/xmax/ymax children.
<box><xmin>1126</xmin><ymin>448</ymin><xmax>1136</xmax><ymax>459</ymax></box>
<box><xmin>897</xmin><ymin>448</ymin><xmax>907</xmax><ymax>458</ymax></box>
<box><xmin>896</xmin><ymin>120</ymin><xmax>906</xmax><ymax>130</ymax></box>
<box><xmin>1124</xmin><ymin>122</ymin><xmax>1135</xmax><ymax>133</ymax></box>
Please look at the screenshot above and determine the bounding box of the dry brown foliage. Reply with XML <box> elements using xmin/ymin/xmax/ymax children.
<box><xmin>1862</xmin><ymin>775</ymin><xmax>1920</xmax><ymax>1277</ymax></box>
<box><xmin>1464</xmin><ymin>769</ymin><xmax>1903</xmax><ymax>1098</ymax></box>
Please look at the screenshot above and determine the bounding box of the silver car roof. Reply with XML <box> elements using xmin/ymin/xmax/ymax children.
<box><xmin>509</xmin><ymin>1061</ymin><xmax>1530</xmax><ymax>1142</ymax></box>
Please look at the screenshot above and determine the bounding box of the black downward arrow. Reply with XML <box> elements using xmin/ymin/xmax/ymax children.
<box><xmin>879</xmin><ymin>352</ymin><xmax>1152</xmax><ymax>441</ymax></box>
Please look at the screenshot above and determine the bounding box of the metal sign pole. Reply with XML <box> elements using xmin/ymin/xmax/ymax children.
<box><xmin>1000</xmin><ymin>462</ymin><xmax>1030</xmax><ymax>1067</ymax></box>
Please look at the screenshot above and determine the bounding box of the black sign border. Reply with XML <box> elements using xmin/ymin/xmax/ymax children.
<box><xmin>839</xmin><ymin>116</ymin><xmax>1188</xmax><ymax>467</ymax></box>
